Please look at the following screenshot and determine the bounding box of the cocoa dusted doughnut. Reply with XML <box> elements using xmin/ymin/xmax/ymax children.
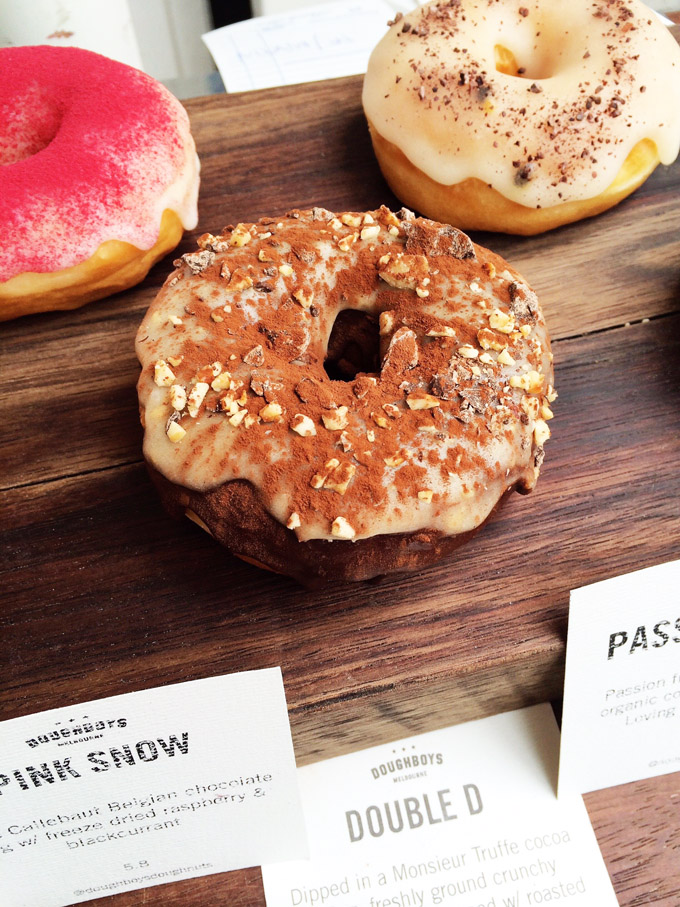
<box><xmin>135</xmin><ymin>207</ymin><xmax>555</xmax><ymax>585</ymax></box>
<box><xmin>362</xmin><ymin>0</ymin><xmax>680</xmax><ymax>235</ymax></box>
<box><xmin>0</xmin><ymin>46</ymin><xmax>199</xmax><ymax>320</ymax></box>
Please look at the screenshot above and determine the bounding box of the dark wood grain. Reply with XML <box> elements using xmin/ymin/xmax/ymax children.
<box><xmin>2</xmin><ymin>60</ymin><xmax>680</xmax><ymax>907</ymax></box>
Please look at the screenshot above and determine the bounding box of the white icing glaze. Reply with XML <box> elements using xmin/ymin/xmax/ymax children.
<box><xmin>363</xmin><ymin>0</ymin><xmax>680</xmax><ymax>207</ymax></box>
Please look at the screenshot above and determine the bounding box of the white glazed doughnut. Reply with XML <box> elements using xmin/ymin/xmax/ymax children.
<box><xmin>363</xmin><ymin>0</ymin><xmax>680</xmax><ymax>234</ymax></box>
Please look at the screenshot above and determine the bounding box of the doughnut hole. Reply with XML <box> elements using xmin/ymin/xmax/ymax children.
<box><xmin>324</xmin><ymin>309</ymin><xmax>380</xmax><ymax>381</ymax></box>
<box><xmin>493</xmin><ymin>43</ymin><xmax>554</xmax><ymax>80</ymax></box>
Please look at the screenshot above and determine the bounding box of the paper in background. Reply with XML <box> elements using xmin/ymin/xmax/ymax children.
<box><xmin>202</xmin><ymin>0</ymin><xmax>415</xmax><ymax>93</ymax></box>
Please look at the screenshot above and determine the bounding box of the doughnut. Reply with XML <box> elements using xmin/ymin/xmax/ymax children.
<box><xmin>0</xmin><ymin>46</ymin><xmax>200</xmax><ymax>320</ymax></box>
<box><xmin>362</xmin><ymin>0</ymin><xmax>680</xmax><ymax>235</ymax></box>
<box><xmin>135</xmin><ymin>206</ymin><xmax>555</xmax><ymax>585</ymax></box>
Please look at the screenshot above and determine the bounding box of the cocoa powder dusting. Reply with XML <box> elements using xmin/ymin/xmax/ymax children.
<box><xmin>138</xmin><ymin>207</ymin><xmax>554</xmax><ymax>546</ymax></box>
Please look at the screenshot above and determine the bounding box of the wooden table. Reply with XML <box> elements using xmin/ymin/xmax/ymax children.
<box><xmin>3</xmin><ymin>46</ymin><xmax>680</xmax><ymax>905</ymax></box>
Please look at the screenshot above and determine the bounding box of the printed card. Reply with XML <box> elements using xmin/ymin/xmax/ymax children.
<box><xmin>559</xmin><ymin>559</ymin><xmax>680</xmax><ymax>795</ymax></box>
<box><xmin>262</xmin><ymin>704</ymin><xmax>618</xmax><ymax>907</ymax></box>
<box><xmin>1</xmin><ymin>669</ymin><xmax>306</xmax><ymax>906</ymax></box>
<box><xmin>202</xmin><ymin>0</ymin><xmax>401</xmax><ymax>92</ymax></box>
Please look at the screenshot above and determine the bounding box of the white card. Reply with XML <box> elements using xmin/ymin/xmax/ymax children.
<box><xmin>559</xmin><ymin>559</ymin><xmax>680</xmax><ymax>795</ymax></box>
<box><xmin>202</xmin><ymin>0</ymin><xmax>402</xmax><ymax>93</ymax></box>
<box><xmin>1</xmin><ymin>669</ymin><xmax>307</xmax><ymax>907</ymax></box>
<box><xmin>262</xmin><ymin>705</ymin><xmax>618</xmax><ymax>907</ymax></box>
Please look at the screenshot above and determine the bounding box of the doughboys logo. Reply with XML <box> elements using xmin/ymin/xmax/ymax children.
<box><xmin>25</xmin><ymin>716</ymin><xmax>127</xmax><ymax>749</ymax></box>
<box><xmin>370</xmin><ymin>747</ymin><xmax>444</xmax><ymax>781</ymax></box>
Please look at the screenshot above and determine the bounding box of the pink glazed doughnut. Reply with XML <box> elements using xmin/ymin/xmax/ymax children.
<box><xmin>0</xmin><ymin>45</ymin><xmax>200</xmax><ymax>320</ymax></box>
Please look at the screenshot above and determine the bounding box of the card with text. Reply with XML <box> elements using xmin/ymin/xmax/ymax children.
<box><xmin>1</xmin><ymin>669</ymin><xmax>307</xmax><ymax>907</ymax></box>
<box><xmin>202</xmin><ymin>1</ymin><xmax>403</xmax><ymax>93</ymax></box>
<box><xmin>262</xmin><ymin>705</ymin><xmax>617</xmax><ymax>907</ymax></box>
<box><xmin>559</xmin><ymin>559</ymin><xmax>680</xmax><ymax>795</ymax></box>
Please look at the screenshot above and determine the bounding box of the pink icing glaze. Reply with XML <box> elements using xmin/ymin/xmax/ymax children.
<box><xmin>0</xmin><ymin>45</ymin><xmax>198</xmax><ymax>281</ymax></box>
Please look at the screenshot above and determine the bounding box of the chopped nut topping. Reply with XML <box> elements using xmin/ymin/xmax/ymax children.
<box><xmin>534</xmin><ymin>419</ymin><xmax>551</xmax><ymax>447</ymax></box>
<box><xmin>540</xmin><ymin>404</ymin><xmax>554</xmax><ymax>421</ymax></box>
<box><xmin>324</xmin><ymin>461</ymin><xmax>356</xmax><ymax>495</ymax></box>
<box><xmin>338</xmin><ymin>431</ymin><xmax>353</xmax><ymax>452</ymax></box>
<box><xmin>166</xmin><ymin>421</ymin><xmax>186</xmax><ymax>443</ymax></box>
<box><xmin>260</xmin><ymin>402</ymin><xmax>283</xmax><ymax>422</ymax></box>
<box><xmin>243</xmin><ymin>345</ymin><xmax>265</xmax><ymax>366</ymax></box>
<box><xmin>328</xmin><ymin>217</ymin><xmax>343</xmax><ymax>232</ymax></box>
<box><xmin>229</xmin><ymin>408</ymin><xmax>248</xmax><ymax>427</ymax></box>
<box><xmin>479</xmin><ymin>352</ymin><xmax>495</xmax><ymax>365</ymax></box>
<box><xmin>361</xmin><ymin>224</ymin><xmax>381</xmax><ymax>241</ymax></box>
<box><xmin>225</xmin><ymin>268</ymin><xmax>254</xmax><ymax>292</ymax></box>
<box><xmin>169</xmin><ymin>315</ymin><xmax>183</xmax><ymax>327</ymax></box>
<box><xmin>212</xmin><ymin>371</ymin><xmax>233</xmax><ymax>392</ymax></box>
<box><xmin>229</xmin><ymin>224</ymin><xmax>252</xmax><ymax>247</ymax></box>
<box><xmin>406</xmin><ymin>391</ymin><xmax>441</xmax><ymax>410</ymax></box>
<box><xmin>279</xmin><ymin>263</ymin><xmax>294</xmax><ymax>277</ymax></box>
<box><xmin>477</xmin><ymin>327</ymin><xmax>507</xmax><ymax>351</ymax></box>
<box><xmin>378</xmin><ymin>253</ymin><xmax>429</xmax><ymax>290</ymax></box>
<box><xmin>287</xmin><ymin>512</ymin><xmax>301</xmax><ymax>530</ymax></box>
<box><xmin>341</xmin><ymin>213</ymin><xmax>362</xmax><ymax>228</ymax></box>
<box><xmin>322</xmin><ymin>405</ymin><xmax>349</xmax><ymax>431</ymax></box>
<box><xmin>520</xmin><ymin>394</ymin><xmax>540</xmax><ymax>419</ymax></box>
<box><xmin>331</xmin><ymin>516</ymin><xmax>356</xmax><ymax>539</ymax></box>
<box><xmin>379</xmin><ymin>310</ymin><xmax>396</xmax><ymax>335</ymax></box>
<box><xmin>154</xmin><ymin>360</ymin><xmax>176</xmax><ymax>387</ymax></box>
<box><xmin>416</xmin><ymin>287</ymin><xmax>430</xmax><ymax>298</ymax></box>
<box><xmin>510</xmin><ymin>370</ymin><xmax>544</xmax><ymax>393</ymax></box>
<box><xmin>382</xmin><ymin>402</ymin><xmax>401</xmax><ymax>419</ymax></box>
<box><xmin>418</xmin><ymin>489</ymin><xmax>434</xmax><ymax>502</ymax></box>
<box><xmin>218</xmin><ymin>393</ymin><xmax>241</xmax><ymax>416</ymax></box>
<box><xmin>489</xmin><ymin>308</ymin><xmax>515</xmax><ymax>334</ymax></box>
<box><xmin>520</xmin><ymin>324</ymin><xmax>533</xmax><ymax>337</ymax></box>
<box><xmin>292</xmin><ymin>288</ymin><xmax>314</xmax><ymax>308</ymax></box>
<box><xmin>371</xmin><ymin>411</ymin><xmax>391</xmax><ymax>429</ymax></box>
<box><xmin>187</xmin><ymin>382</ymin><xmax>209</xmax><ymax>418</ymax></box>
<box><xmin>426</xmin><ymin>325</ymin><xmax>456</xmax><ymax>338</ymax></box>
<box><xmin>338</xmin><ymin>232</ymin><xmax>359</xmax><ymax>252</ymax></box>
<box><xmin>458</xmin><ymin>345</ymin><xmax>479</xmax><ymax>360</ymax></box>
<box><xmin>169</xmin><ymin>385</ymin><xmax>187</xmax><ymax>411</ymax></box>
<box><xmin>211</xmin><ymin>312</ymin><xmax>224</xmax><ymax>322</ymax></box>
<box><xmin>244</xmin><ymin>413</ymin><xmax>259</xmax><ymax>429</ymax></box>
<box><xmin>384</xmin><ymin>454</ymin><xmax>406</xmax><ymax>467</ymax></box>
<box><xmin>258</xmin><ymin>249</ymin><xmax>272</xmax><ymax>262</ymax></box>
<box><xmin>497</xmin><ymin>348</ymin><xmax>515</xmax><ymax>366</ymax></box>
<box><xmin>311</xmin><ymin>458</ymin><xmax>340</xmax><ymax>490</ymax></box>
<box><xmin>547</xmin><ymin>385</ymin><xmax>558</xmax><ymax>403</ymax></box>
<box><xmin>291</xmin><ymin>413</ymin><xmax>317</xmax><ymax>437</ymax></box>
<box><xmin>167</xmin><ymin>356</ymin><xmax>183</xmax><ymax>368</ymax></box>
